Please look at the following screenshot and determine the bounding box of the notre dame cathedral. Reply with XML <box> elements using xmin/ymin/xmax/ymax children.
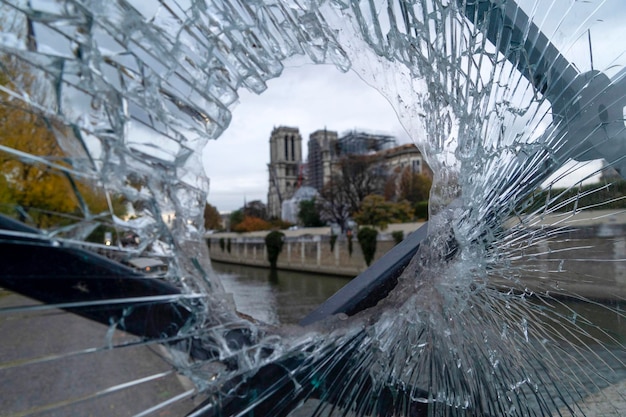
<box><xmin>267</xmin><ymin>126</ymin><xmax>303</xmax><ymax>219</ymax></box>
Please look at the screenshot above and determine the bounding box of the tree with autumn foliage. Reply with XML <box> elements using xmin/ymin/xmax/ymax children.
<box><xmin>385</xmin><ymin>167</ymin><xmax>432</xmax><ymax>203</ymax></box>
<box><xmin>204</xmin><ymin>203</ymin><xmax>222</xmax><ymax>230</ymax></box>
<box><xmin>353</xmin><ymin>194</ymin><xmax>413</xmax><ymax>230</ymax></box>
<box><xmin>385</xmin><ymin>167</ymin><xmax>432</xmax><ymax>220</ymax></box>
<box><xmin>0</xmin><ymin>55</ymin><xmax>124</xmax><ymax>228</ymax></box>
<box><xmin>398</xmin><ymin>170</ymin><xmax>432</xmax><ymax>205</ymax></box>
<box><xmin>233</xmin><ymin>216</ymin><xmax>271</xmax><ymax>233</ymax></box>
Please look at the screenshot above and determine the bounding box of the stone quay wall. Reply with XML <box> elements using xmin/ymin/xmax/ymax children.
<box><xmin>207</xmin><ymin>212</ymin><xmax>626</xmax><ymax>299</ymax></box>
<box><xmin>207</xmin><ymin>234</ymin><xmax>399</xmax><ymax>277</ymax></box>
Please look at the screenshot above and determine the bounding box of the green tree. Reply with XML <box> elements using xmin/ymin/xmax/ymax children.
<box><xmin>329</xmin><ymin>233</ymin><xmax>337</xmax><ymax>251</ymax></box>
<box><xmin>229</xmin><ymin>209</ymin><xmax>244</xmax><ymax>231</ymax></box>
<box><xmin>269</xmin><ymin>217</ymin><xmax>293</xmax><ymax>230</ymax></box>
<box><xmin>520</xmin><ymin>180</ymin><xmax>626</xmax><ymax>214</ymax></box>
<box><xmin>414</xmin><ymin>201</ymin><xmax>429</xmax><ymax>220</ymax></box>
<box><xmin>385</xmin><ymin>167</ymin><xmax>432</xmax><ymax>219</ymax></box>
<box><xmin>354</xmin><ymin>194</ymin><xmax>413</xmax><ymax>229</ymax></box>
<box><xmin>298</xmin><ymin>199</ymin><xmax>324</xmax><ymax>227</ymax></box>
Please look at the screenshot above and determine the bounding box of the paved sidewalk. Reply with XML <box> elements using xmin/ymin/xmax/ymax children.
<box><xmin>556</xmin><ymin>380</ymin><xmax>626</xmax><ymax>416</ymax></box>
<box><xmin>0</xmin><ymin>290</ymin><xmax>197</xmax><ymax>417</ymax></box>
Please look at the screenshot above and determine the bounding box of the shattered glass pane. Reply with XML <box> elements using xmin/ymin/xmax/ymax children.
<box><xmin>0</xmin><ymin>0</ymin><xmax>624</xmax><ymax>416</ymax></box>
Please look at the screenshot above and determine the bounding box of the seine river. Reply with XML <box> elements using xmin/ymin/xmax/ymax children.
<box><xmin>212</xmin><ymin>261</ymin><xmax>352</xmax><ymax>325</ymax></box>
<box><xmin>212</xmin><ymin>260</ymin><xmax>625</xmax><ymax>345</ymax></box>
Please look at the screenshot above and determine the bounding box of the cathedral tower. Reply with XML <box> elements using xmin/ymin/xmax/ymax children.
<box><xmin>267</xmin><ymin>126</ymin><xmax>303</xmax><ymax>219</ymax></box>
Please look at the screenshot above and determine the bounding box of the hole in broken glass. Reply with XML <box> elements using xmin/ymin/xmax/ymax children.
<box><xmin>203</xmin><ymin>58</ymin><xmax>413</xmax><ymax>215</ymax></box>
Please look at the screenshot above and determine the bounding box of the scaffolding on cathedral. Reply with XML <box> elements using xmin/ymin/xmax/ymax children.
<box><xmin>336</xmin><ymin>130</ymin><xmax>397</xmax><ymax>156</ymax></box>
<box><xmin>307</xmin><ymin>130</ymin><xmax>398</xmax><ymax>192</ymax></box>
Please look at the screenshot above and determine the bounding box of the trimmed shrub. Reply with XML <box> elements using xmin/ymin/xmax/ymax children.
<box><xmin>391</xmin><ymin>230</ymin><xmax>404</xmax><ymax>245</ymax></box>
<box><xmin>265</xmin><ymin>231</ymin><xmax>285</xmax><ymax>269</ymax></box>
<box><xmin>357</xmin><ymin>227</ymin><xmax>378</xmax><ymax>266</ymax></box>
<box><xmin>330</xmin><ymin>234</ymin><xmax>338</xmax><ymax>252</ymax></box>
<box><xmin>86</xmin><ymin>225</ymin><xmax>116</xmax><ymax>244</ymax></box>
<box><xmin>347</xmin><ymin>233</ymin><xmax>353</xmax><ymax>256</ymax></box>
<box><xmin>414</xmin><ymin>201</ymin><xmax>429</xmax><ymax>220</ymax></box>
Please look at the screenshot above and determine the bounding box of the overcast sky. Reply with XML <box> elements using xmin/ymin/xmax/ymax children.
<box><xmin>202</xmin><ymin>60</ymin><xmax>412</xmax><ymax>213</ymax></box>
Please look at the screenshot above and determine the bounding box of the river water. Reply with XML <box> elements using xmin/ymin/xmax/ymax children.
<box><xmin>213</xmin><ymin>260</ymin><xmax>625</xmax><ymax>344</ymax></box>
<box><xmin>212</xmin><ymin>261</ymin><xmax>352</xmax><ymax>325</ymax></box>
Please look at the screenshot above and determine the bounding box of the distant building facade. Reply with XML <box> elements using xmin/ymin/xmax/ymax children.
<box><xmin>306</xmin><ymin>129</ymin><xmax>399</xmax><ymax>191</ymax></box>
<box><xmin>268</xmin><ymin>126</ymin><xmax>431</xmax><ymax>220</ymax></box>
<box><xmin>336</xmin><ymin>130</ymin><xmax>396</xmax><ymax>156</ymax></box>
<box><xmin>306</xmin><ymin>129</ymin><xmax>430</xmax><ymax>191</ymax></box>
<box><xmin>267</xmin><ymin>126</ymin><xmax>303</xmax><ymax>219</ymax></box>
<box><xmin>377</xmin><ymin>143</ymin><xmax>432</xmax><ymax>178</ymax></box>
<box><xmin>307</xmin><ymin>129</ymin><xmax>339</xmax><ymax>191</ymax></box>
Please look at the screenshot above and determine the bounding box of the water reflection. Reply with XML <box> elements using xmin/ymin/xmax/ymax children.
<box><xmin>212</xmin><ymin>262</ymin><xmax>352</xmax><ymax>325</ymax></box>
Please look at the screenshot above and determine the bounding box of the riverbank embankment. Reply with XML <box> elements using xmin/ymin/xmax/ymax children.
<box><xmin>207</xmin><ymin>223</ymin><xmax>425</xmax><ymax>277</ymax></box>
<box><xmin>208</xmin><ymin>211</ymin><xmax>626</xmax><ymax>299</ymax></box>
